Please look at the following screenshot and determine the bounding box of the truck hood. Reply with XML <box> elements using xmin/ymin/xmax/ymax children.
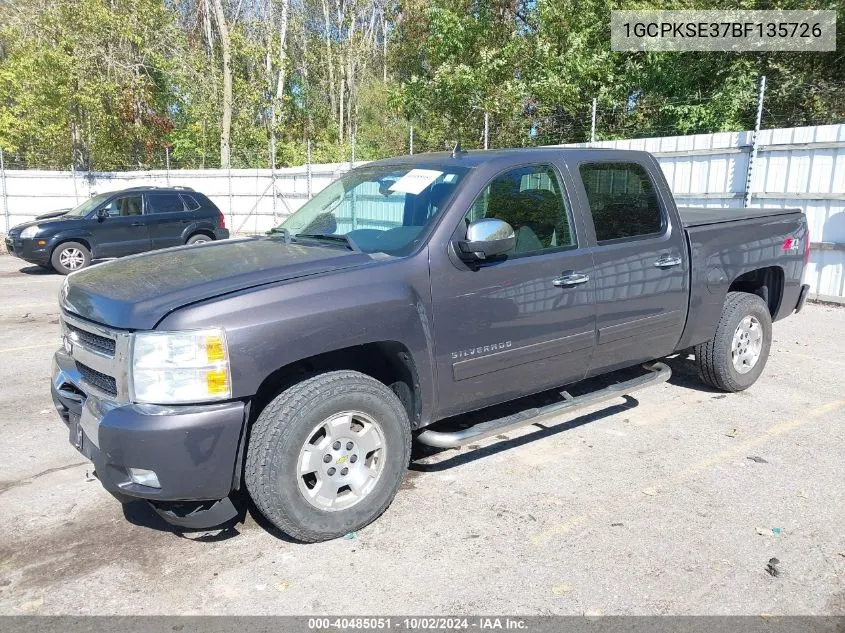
<box><xmin>62</xmin><ymin>237</ymin><xmax>374</xmax><ymax>329</ymax></box>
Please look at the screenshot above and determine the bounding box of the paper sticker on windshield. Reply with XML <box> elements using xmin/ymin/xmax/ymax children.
<box><xmin>389</xmin><ymin>169</ymin><xmax>443</xmax><ymax>195</ymax></box>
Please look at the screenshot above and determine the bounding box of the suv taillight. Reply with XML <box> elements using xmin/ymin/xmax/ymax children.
<box><xmin>219</xmin><ymin>212</ymin><xmax>226</xmax><ymax>229</ymax></box>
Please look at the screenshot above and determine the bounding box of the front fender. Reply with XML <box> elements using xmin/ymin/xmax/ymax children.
<box><xmin>156</xmin><ymin>254</ymin><xmax>438</xmax><ymax>425</ymax></box>
<box><xmin>48</xmin><ymin>230</ymin><xmax>98</xmax><ymax>257</ymax></box>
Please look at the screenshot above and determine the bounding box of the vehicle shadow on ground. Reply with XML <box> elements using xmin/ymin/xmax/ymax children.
<box><xmin>409</xmin><ymin>366</ymin><xmax>652</xmax><ymax>472</ymax></box>
<box><xmin>16</xmin><ymin>265</ymin><xmax>54</xmax><ymax>276</ymax></box>
<box><xmin>122</xmin><ymin>491</ymin><xmax>306</xmax><ymax>544</ymax></box>
<box><xmin>410</xmin><ymin>396</ymin><xmax>639</xmax><ymax>472</ymax></box>
<box><xmin>662</xmin><ymin>353</ymin><xmax>722</xmax><ymax>394</ymax></box>
<box><xmin>17</xmin><ymin>260</ymin><xmax>108</xmax><ymax>275</ymax></box>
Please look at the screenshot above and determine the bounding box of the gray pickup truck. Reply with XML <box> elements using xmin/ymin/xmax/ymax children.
<box><xmin>51</xmin><ymin>148</ymin><xmax>810</xmax><ymax>542</ymax></box>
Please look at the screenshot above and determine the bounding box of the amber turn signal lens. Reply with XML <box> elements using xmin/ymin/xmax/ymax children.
<box><xmin>206</xmin><ymin>369</ymin><xmax>229</xmax><ymax>394</ymax></box>
<box><xmin>206</xmin><ymin>336</ymin><xmax>226</xmax><ymax>362</ymax></box>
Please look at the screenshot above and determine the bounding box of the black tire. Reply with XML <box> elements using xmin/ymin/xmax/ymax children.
<box><xmin>186</xmin><ymin>234</ymin><xmax>212</xmax><ymax>245</ymax></box>
<box><xmin>695</xmin><ymin>291</ymin><xmax>772</xmax><ymax>392</ymax></box>
<box><xmin>51</xmin><ymin>241</ymin><xmax>91</xmax><ymax>275</ymax></box>
<box><xmin>245</xmin><ymin>370</ymin><xmax>411</xmax><ymax>542</ymax></box>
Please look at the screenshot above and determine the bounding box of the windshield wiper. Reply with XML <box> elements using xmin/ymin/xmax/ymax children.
<box><xmin>295</xmin><ymin>233</ymin><xmax>360</xmax><ymax>252</ymax></box>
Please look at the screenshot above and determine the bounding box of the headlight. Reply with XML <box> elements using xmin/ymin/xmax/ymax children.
<box><xmin>130</xmin><ymin>329</ymin><xmax>231</xmax><ymax>404</ymax></box>
<box><xmin>20</xmin><ymin>225</ymin><xmax>40</xmax><ymax>239</ymax></box>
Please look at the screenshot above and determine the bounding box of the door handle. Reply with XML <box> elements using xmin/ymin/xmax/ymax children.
<box><xmin>180</xmin><ymin>218</ymin><xmax>191</xmax><ymax>223</ymax></box>
<box><xmin>653</xmin><ymin>255</ymin><xmax>682</xmax><ymax>268</ymax></box>
<box><xmin>130</xmin><ymin>222</ymin><xmax>144</xmax><ymax>227</ymax></box>
<box><xmin>553</xmin><ymin>272</ymin><xmax>590</xmax><ymax>287</ymax></box>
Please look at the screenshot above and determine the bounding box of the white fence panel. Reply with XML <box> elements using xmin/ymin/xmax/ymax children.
<box><xmin>0</xmin><ymin>163</ymin><xmax>361</xmax><ymax>236</ymax></box>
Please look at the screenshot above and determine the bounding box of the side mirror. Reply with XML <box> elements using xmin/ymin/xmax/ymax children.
<box><xmin>96</xmin><ymin>208</ymin><xmax>109</xmax><ymax>221</ymax></box>
<box><xmin>456</xmin><ymin>218</ymin><xmax>515</xmax><ymax>261</ymax></box>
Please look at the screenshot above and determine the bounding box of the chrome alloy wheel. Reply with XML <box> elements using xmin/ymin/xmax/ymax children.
<box><xmin>732</xmin><ymin>315</ymin><xmax>763</xmax><ymax>374</ymax></box>
<box><xmin>59</xmin><ymin>248</ymin><xmax>85</xmax><ymax>270</ymax></box>
<box><xmin>297</xmin><ymin>411</ymin><xmax>386</xmax><ymax>511</ymax></box>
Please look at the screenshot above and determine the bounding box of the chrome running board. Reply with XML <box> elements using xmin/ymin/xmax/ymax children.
<box><xmin>416</xmin><ymin>362</ymin><xmax>671</xmax><ymax>449</ymax></box>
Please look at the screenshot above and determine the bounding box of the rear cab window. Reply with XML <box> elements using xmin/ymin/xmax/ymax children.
<box><xmin>578</xmin><ymin>162</ymin><xmax>665</xmax><ymax>243</ymax></box>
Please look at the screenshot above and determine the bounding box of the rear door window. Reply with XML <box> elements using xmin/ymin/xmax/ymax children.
<box><xmin>579</xmin><ymin>162</ymin><xmax>665</xmax><ymax>243</ymax></box>
<box><xmin>147</xmin><ymin>193</ymin><xmax>186</xmax><ymax>214</ymax></box>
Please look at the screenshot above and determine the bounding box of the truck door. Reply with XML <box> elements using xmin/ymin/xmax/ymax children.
<box><xmin>94</xmin><ymin>194</ymin><xmax>151</xmax><ymax>258</ymax></box>
<box><xmin>573</xmin><ymin>159</ymin><xmax>689</xmax><ymax>376</ymax></box>
<box><xmin>429</xmin><ymin>162</ymin><xmax>597</xmax><ymax>418</ymax></box>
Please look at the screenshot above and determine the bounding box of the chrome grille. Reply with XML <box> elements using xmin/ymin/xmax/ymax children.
<box><xmin>77</xmin><ymin>363</ymin><xmax>118</xmax><ymax>397</ymax></box>
<box><xmin>61</xmin><ymin>312</ymin><xmax>132</xmax><ymax>402</ymax></box>
<box><xmin>66</xmin><ymin>322</ymin><xmax>116</xmax><ymax>356</ymax></box>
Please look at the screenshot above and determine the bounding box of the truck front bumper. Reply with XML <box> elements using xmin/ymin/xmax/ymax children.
<box><xmin>51</xmin><ymin>348</ymin><xmax>247</xmax><ymax>528</ymax></box>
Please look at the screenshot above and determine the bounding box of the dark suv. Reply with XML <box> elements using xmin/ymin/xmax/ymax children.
<box><xmin>5</xmin><ymin>186</ymin><xmax>229</xmax><ymax>274</ymax></box>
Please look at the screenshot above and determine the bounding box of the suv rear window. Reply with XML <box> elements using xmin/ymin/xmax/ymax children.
<box><xmin>147</xmin><ymin>193</ymin><xmax>186</xmax><ymax>214</ymax></box>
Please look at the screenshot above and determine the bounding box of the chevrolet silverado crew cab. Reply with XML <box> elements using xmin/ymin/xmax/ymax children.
<box><xmin>51</xmin><ymin>148</ymin><xmax>810</xmax><ymax>542</ymax></box>
<box><xmin>6</xmin><ymin>186</ymin><xmax>228</xmax><ymax>274</ymax></box>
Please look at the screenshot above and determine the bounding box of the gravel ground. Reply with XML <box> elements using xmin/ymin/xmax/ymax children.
<box><xmin>0</xmin><ymin>253</ymin><xmax>842</xmax><ymax>616</ymax></box>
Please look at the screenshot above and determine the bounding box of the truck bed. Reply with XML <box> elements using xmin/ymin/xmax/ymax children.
<box><xmin>679</xmin><ymin>206</ymin><xmax>802</xmax><ymax>228</ymax></box>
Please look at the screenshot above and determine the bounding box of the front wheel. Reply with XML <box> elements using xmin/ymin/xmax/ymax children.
<box><xmin>695</xmin><ymin>291</ymin><xmax>772</xmax><ymax>392</ymax></box>
<box><xmin>245</xmin><ymin>371</ymin><xmax>411</xmax><ymax>542</ymax></box>
<box><xmin>51</xmin><ymin>241</ymin><xmax>91</xmax><ymax>274</ymax></box>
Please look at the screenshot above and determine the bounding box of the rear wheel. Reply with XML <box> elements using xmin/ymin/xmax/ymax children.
<box><xmin>186</xmin><ymin>234</ymin><xmax>212</xmax><ymax>245</ymax></box>
<box><xmin>695</xmin><ymin>291</ymin><xmax>772</xmax><ymax>392</ymax></box>
<box><xmin>51</xmin><ymin>242</ymin><xmax>91</xmax><ymax>274</ymax></box>
<box><xmin>245</xmin><ymin>371</ymin><xmax>411</xmax><ymax>542</ymax></box>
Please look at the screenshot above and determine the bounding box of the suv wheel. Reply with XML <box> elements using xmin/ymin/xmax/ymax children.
<box><xmin>695</xmin><ymin>291</ymin><xmax>772</xmax><ymax>392</ymax></box>
<box><xmin>51</xmin><ymin>242</ymin><xmax>91</xmax><ymax>275</ymax></box>
<box><xmin>186</xmin><ymin>234</ymin><xmax>211</xmax><ymax>245</ymax></box>
<box><xmin>245</xmin><ymin>371</ymin><xmax>411</xmax><ymax>542</ymax></box>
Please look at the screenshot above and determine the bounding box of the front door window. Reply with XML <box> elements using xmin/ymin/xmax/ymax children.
<box><xmin>101</xmin><ymin>195</ymin><xmax>143</xmax><ymax>217</ymax></box>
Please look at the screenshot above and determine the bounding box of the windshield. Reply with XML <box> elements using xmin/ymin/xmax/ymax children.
<box><xmin>64</xmin><ymin>192</ymin><xmax>112</xmax><ymax>217</ymax></box>
<box><xmin>276</xmin><ymin>164</ymin><xmax>470</xmax><ymax>256</ymax></box>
